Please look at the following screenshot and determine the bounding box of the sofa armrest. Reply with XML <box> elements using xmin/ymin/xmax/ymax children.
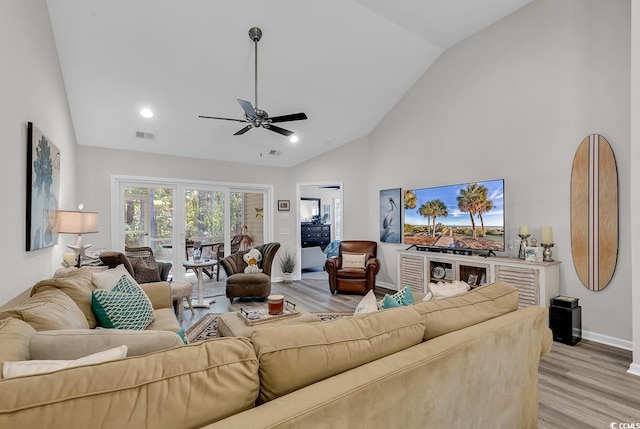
<box><xmin>29</xmin><ymin>329</ymin><xmax>184</xmax><ymax>360</ymax></box>
<box><xmin>139</xmin><ymin>281</ymin><xmax>172</xmax><ymax>309</ymax></box>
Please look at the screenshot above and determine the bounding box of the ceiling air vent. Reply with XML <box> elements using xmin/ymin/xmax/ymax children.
<box><xmin>135</xmin><ymin>131</ymin><xmax>155</xmax><ymax>140</ymax></box>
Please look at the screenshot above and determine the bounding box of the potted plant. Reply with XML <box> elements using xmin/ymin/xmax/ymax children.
<box><xmin>279</xmin><ymin>250</ymin><xmax>296</xmax><ymax>284</ymax></box>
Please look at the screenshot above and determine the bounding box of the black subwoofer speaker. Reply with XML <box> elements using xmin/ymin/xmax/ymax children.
<box><xmin>549</xmin><ymin>305</ymin><xmax>582</xmax><ymax>345</ymax></box>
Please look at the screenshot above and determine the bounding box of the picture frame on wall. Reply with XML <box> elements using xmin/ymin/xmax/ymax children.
<box><xmin>379</xmin><ymin>188</ymin><xmax>402</xmax><ymax>243</ymax></box>
<box><xmin>278</xmin><ymin>200</ymin><xmax>290</xmax><ymax>211</ymax></box>
<box><xmin>26</xmin><ymin>122</ymin><xmax>61</xmax><ymax>251</ymax></box>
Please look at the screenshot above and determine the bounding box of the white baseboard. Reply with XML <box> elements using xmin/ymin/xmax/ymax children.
<box><xmin>375</xmin><ymin>281</ymin><xmax>397</xmax><ymax>291</ymax></box>
<box><xmin>628</xmin><ymin>363</ymin><xmax>640</xmax><ymax>377</ymax></box>
<box><xmin>581</xmin><ymin>329</ymin><xmax>633</xmax><ymax>351</ymax></box>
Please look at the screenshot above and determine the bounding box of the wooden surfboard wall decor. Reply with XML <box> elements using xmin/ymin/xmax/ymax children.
<box><xmin>570</xmin><ymin>134</ymin><xmax>618</xmax><ymax>291</ymax></box>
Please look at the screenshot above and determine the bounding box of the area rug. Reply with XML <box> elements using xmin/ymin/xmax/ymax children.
<box><xmin>189</xmin><ymin>285</ymin><xmax>225</xmax><ymax>300</ymax></box>
<box><xmin>186</xmin><ymin>311</ymin><xmax>352</xmax><ymax>343</ymax></box>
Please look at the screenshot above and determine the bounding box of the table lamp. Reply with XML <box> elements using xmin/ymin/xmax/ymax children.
<box><xmin>57</xmin><ymin>209</ymin><xmax>99</xmax><ymax>268</ymax></box>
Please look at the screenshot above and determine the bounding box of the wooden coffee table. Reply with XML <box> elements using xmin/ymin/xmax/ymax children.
<box><xmin>217</xmin><ymin>307</ymin><xmax>320</xmax><ymax>337</ymax></box>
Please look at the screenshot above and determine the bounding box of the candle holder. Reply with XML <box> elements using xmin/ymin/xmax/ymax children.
<box><xmin>541</xmin><ymin>243</ymin><xmax>554</xmax><ymax>262</ymax></box>
<box><xmin>518</xmin><ymin>234</ymin><xmax>530</xmax><ymax>260</ymax></box>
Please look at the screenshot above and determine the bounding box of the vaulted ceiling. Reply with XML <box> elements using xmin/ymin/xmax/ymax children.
<box><xmin>46</xmin><ymin>0</ymin><xmax>532</xmax><ymax>167</ymax></box>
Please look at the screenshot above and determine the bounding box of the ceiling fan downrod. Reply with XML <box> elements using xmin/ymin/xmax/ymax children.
<box><xmin>249</xmin><ymin>27</ymin><xmax>262</xmax><ymax>110</ymax></box>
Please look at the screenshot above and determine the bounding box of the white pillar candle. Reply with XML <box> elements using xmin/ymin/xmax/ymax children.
<box><xmin>541</xmin><ymin>226</ymin><xmax>553</xmax><ymax>244</ymax></box>
<box><xmin>63</xmin><ymin>253</ymin><xmax>76</xmax><ymax>265</ymax></box>
<box><xmin>519</xmin><ymin>225</ymin><xmax>529</xmax><ymax>236</ymax></box>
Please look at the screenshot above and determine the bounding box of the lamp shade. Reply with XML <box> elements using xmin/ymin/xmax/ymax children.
<box><xmin>57</xmin><ymin>211</ymin><xmax>99</xmax><ymax>234</ymax></box>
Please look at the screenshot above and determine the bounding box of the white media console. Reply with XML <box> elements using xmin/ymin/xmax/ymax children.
<box><xmin>397</xmin><ymin>249</ymin><xmax>560</xmax><ymax>308</ymax></box>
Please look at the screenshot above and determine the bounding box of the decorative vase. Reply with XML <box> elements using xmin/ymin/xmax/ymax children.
<box><xmin>283</xmin><ymin>272</ymin><xmax>292</xmax><ymax>284</ymax></box>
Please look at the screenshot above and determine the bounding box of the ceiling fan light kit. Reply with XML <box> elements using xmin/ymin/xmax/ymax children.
<box><xmin>199</xmin><ymin>27</ymin><xmax>307</xmax><ymax>138</ymax></box>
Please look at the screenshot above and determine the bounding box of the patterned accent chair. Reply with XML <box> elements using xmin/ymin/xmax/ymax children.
<box><xmin>325</xmin><ymin>240</ymin><xmax>380</xmax><ymax>295</ymax></box>
<box><xmin>220</xmin><ymin>242</ymin><xmax>281</xmax><ymax>302</ymax></box>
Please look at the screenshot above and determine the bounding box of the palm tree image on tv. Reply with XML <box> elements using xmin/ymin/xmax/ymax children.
<box><xmin>404</xmin><ymin>180</ymin><xmax>505</xmax><ymax>251</ymax></box>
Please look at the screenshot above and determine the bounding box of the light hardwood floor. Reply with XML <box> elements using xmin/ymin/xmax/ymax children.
<box><xmin>178</xmin><ymin>274</ymin><xmax>640</xmax><ymax>428</ymax></box>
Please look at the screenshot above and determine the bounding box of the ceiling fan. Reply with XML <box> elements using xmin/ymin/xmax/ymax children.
<box><xmin>199</xmin><ymin>27</ymin><xmax>307</xmax><ymax>137</ymax></box>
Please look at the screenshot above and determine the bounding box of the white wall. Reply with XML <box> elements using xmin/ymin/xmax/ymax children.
<box><xmin>76</xmin><ymin>146</ymin><xmax>295</xmax><ymax>277</ymax></box>
<box><xmin>0</xmin><ymin>0</ymin><xmax>78</xmax><ymax>304</ymax></box>
<box><xmin>291</xmin><ymin>0</ymin><xmax>633</xmax><ymax>345</ymax></box>
<box><xmin>629</xmin><ymin>0</ymin><xmax>640</xmax><ymax>374</ymax></box>
<box><xmin>367</xmin><ymin>0</ymin><xmax>631</xmax><ymax>344</ymax></box>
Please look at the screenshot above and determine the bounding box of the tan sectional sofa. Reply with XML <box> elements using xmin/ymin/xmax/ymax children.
<box><xmin>0</xmin><ymin>282</ymin><xmax>552</xmax><ymax>428</ymax></box>
<box><xmin>0</xmin><ymin>268</ymin><xmax>184</xmax><ymax>361</ymax></box>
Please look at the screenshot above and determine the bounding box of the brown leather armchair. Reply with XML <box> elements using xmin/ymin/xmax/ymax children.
<box><xmin>325</xmin><ymin>240</ymin><xmax>380</xmax><ymax>295</ymax></box>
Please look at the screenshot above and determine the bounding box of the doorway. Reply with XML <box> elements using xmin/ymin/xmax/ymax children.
<box><xmin>296</xmin><ymin>182</ymin><xmax>343</xmax><ymax>280</ymax></box>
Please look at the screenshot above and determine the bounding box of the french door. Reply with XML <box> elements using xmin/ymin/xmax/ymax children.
<box><xmin>112</xmin><ymin>176</ymin><xmax>271</xmax><ymax>281</ymax></box>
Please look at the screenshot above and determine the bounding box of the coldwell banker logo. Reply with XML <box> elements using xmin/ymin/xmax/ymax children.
<box><xmin>610</xmin><ymin>423</ymin><xmax>640</xmax><ymax>428</ymax></box>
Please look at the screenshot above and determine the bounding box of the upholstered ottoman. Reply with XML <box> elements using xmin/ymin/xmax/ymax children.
<box><xmin>217</xmin><ymin>308</ymin><xmax>320</xmax><ymax>337</ymax></box>
<box><xmin>225</xmin><ymin>273</ymin><xmax>271</xmax><ymax>302</ymax></box>
<box><xmin>170</xmin><ymin>281</ymin><xmax>194</xmax><ymax>321</ymax></box>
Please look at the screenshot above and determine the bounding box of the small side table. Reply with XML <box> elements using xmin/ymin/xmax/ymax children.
<box><xmin>183</xmin><ymin>259</ymin><xmax>217</xmax><ymax>308</ymax></box>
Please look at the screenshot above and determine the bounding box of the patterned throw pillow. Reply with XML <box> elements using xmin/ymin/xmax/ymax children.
<box><xmin>378</xmin><ymin>286</ymin><xmax>415</xmax><ymax>310</ymax></box>
<box><xmin>129</xmin><ymin>256</ymin><xmax>161</xmax><ymax>284</ymax></box>
<box><xmin>341</xmin><ymin>252</ymin><xmax>367</xmax><ymax>269</ymax></box>
<box><xmin>91</xmin><ymin>275</ymin><xmax>155</xmax><ymax>330</ymax></box>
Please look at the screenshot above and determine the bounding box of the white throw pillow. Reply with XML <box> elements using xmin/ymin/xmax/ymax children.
<box><xmin>92</xmin><ymin>264</ymin><xmax>137</xmax><ymax>290</ymax></box>
<box><xmin>428</xmin><ymin>280</ymin><xmax>470</xmax><ymax>300</ymax></box>
<box><xmin>353</xmin><ymin>290</ymin><xmax>378</xmax><ymax>315</ymax></box>
<box><xmin>2</xmin><ymin>345</ymin><xmax>128</xmax><ymax>379</ymax></box>
<box><xmin>422</xmin><ymin>291</ymin><xmax>433</xmax><ymax>302</ymax></box>
<box><xmin>342</xmin><ymin>252</ymin><xmax>367</xmax><ymax>269</ymax></box>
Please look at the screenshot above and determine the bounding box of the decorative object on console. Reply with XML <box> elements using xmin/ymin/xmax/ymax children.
<box><xmin>571</xmin><ymin>134</ymin><xmax>618</xmax><ymax>291</ymax></box>
<box><xmin>26</xmin><ymin>122</ymin><xmax>61</xmax><ymax>251</ymax></box>
<box><xmin>540</xmin><ymin>226</ymin><xmax>554</xmax><ymax>262</ymax></box>
<box><xmin>57</xmin><ymin>207</ymin><xmax>99</xmax><ymax>268</ymax></box>
<box><xmin>379</xmin><ymin>188</ymin><xmax>401</xmax><ymax>243</ymax></box>
<box><xmin>525</xmin><ymin>247</ymin><xmax>543</xmax><ymax>263</ymax></box>
<box><xmin>518</xmin><ymin>226</ymin><xmax>530</xmax><ymax>260</ymax></box>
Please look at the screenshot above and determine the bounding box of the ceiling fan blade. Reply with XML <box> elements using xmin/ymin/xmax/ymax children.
<box><xmin>234</xmin><ymin>125</ymin><xmax>253</xmax><ymax>135</ymax></box>
<box><xmin>264</xmin><ymin>124</ymin><xmax>294</xmax><ymax>137</ymax></box>
<box><xmin>237</xmin><ymin>99</ymin><xmax>257</xmax><ymax>119</ymax></box>
<box><xmin>198</xmin><ymin>115</ymin><xmax>246</xmax><ymax>123</ymax></box>
<box><xmin>269</xmin><ymin>112</ymin><xmax>308</xmax><ymax>123</ymax></box>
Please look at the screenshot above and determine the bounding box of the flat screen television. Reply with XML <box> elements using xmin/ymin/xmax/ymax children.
<box><xmin>403</xmin><ymin>179</ymin><xmax>505</xmax><ymax>253</ymax></box>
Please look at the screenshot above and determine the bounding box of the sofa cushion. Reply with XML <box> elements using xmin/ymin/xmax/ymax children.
<box><xmin>0</xmin><ymin>290</ymin><xmax>89</xmax><ymax>331</ymax></box>
<box><xmin>412</xmin><ymin>281</ymin><xmax>519</xmax><ymax>340</ymax></box>
<box><xmin>0</xmin><ymin>318</ymin><xmax>36</xmax><ymax>378</ymax></box>
<box><xmin>3</xmin><ymin>345</ymin><xmax>128</xmax><ymax>379</ymax></box>
<box><xmin>92</xmin><ymin>264</ymin><xmax>137</xmax><ymax>291</ymax></box>
<box><xmin>251</xmin><ymin>306</ymin><xmax>426</xmax><ymax>403</ymax></box>
<box><xmin>30</xmin><ymin>269</ymin><xmax>97</xmax><ymax>328</ymax></box>
<box><xmin>29</xmin><ymin>329</ymin><xmax>184</xmax><ymax>360</ymax></box>
<box><xmin>91</xmin><ymin>275</ymin><xmax>155</xmax><ymax>330</ymax></box>
<box><xmin>0</xmin><ymin>338</ymin><xmax>259</xmax><ymax>428</ymax></box>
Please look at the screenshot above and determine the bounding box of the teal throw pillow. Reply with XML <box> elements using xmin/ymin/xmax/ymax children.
<box><xmin>378</xmin><ymin>286</ymin><xmax>415</xmax><ymax>309</ymax></box>
<box><xmin>92</xmin><ymin>275</ymin><xmax>154</xmax><ymax>330</ymax></box>
<box><xmin>382</xmin><ymin>294</ymin><xmax>401</xmax><ymax>309</ymax></box>
<box><xmin>176</xmin><ymin>328</ymin><xmax>188</xmax><ymax>345</ymax></box>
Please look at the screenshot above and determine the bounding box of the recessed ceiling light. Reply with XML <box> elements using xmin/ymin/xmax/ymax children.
<box><xmin>140</xmin><ymin>108</ymin><xmax>154</xmax><ymax>118</ymax></box>
<box><xmin>290</xmin><ymin>135</ymin><xmax>299</xmax><ymax>143</ymax></box>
